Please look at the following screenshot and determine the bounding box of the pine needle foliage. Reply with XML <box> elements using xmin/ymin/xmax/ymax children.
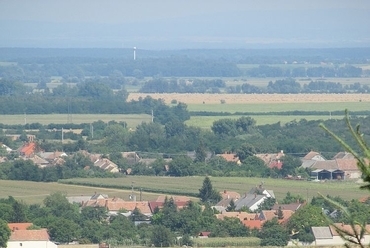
<box><xmin>319</xmin><ymin>109</ymin><xmax>370</xmax><ymax>247</ymax></box>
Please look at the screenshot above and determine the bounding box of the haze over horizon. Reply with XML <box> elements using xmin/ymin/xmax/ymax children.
<box><xmin>1</xmin><ymin>0</ymin><xmax>370</xmax><ymax>50</ymax></box>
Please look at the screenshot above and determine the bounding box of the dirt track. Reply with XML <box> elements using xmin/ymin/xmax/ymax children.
<box><xmin>128</xmin><ymin>93</ymin><xmax>370</xmax><ymax>104</ymax></box>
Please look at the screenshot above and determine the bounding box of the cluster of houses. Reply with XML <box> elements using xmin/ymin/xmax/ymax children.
<box><xmin>1</xmin><ymin>140</ymin><xmax>362</xmax><ymax>181</ymax></box>
<box><xmin>217</xmin><ymin>149</ymin><xmax>361</xmax><ymax>180</ymax></box>
<box><xmin>4</xmin><ymin>184</ymin><xmax>370</xmax><ymax>247</ymax></box>
<box><xmin>66</xmin><ymin>187</ymin><xmax>370</xmax><ymax>246</ymax></box>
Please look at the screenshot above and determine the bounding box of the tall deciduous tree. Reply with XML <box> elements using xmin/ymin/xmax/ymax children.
<box><xmin>259</xmin><ymin>218</ymin><xmax>289</xmax><ymax>246</ymax></box>
<box><xmin>0</xmin><ymin>219</ymin><xmax>11</xmax><ymax>248</ymax></box>
<box><xmin>150</xmin><ymin>225</ymin><xmax>174</xmax><ymax>247</ymax></box>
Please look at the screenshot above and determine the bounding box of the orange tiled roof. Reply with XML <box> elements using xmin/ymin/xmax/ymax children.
<box><xmin>330</xmin><ymin>223</ymin><xmax>370</xmax><ymax>236</ymax></box>
<box><xmin>19</xmin><ymin>142</ymin><xmax>36</xmax><ymax>157</ymax></box>
<box><xmin>9</xmin><ymin>229</ymin><xmax>50</xmax><ymax>241</ymax></box>
<box><xmin>217</xmin><ymin>153</ymin><xmax>240</xmax><ymax>163</ymax></box>
<box><xmin>220</xmin><ymin>190</ymin><xmax>240</xmax><ymax>200</ymax></box>
<box><xmin>107</xmin><ymin>201</ymin><xmax>151</xmax><ymax>214</ymax></box>
<box><xmin>216</xmin><ymin>212</ymin><xmax>257</xmax><ymax>222</ymax></box>
<box><xmin>242</xmin><ymin>219</ymin><xmax>263</xmax><ymax>230</ymax></box>
<box><xmin>336</xmin><ymin>158</ymin><xmax>359</xmax><ymax>171</ymax></box>
<box><xmin>83</xmin><ymin>198</ymin><xmax>152</xmax><ymax>214</ymax></box>
<box><xmin>8</xmin><ymin>223</ymin><xmax>33</xmax><ymax>231</ymax></box>
<box><xmin>260</xmin><ymin>210</ymin><xmax>294</xmax><ymax>224</ymax></box>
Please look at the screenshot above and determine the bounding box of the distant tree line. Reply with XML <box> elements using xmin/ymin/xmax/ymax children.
<box><xmin>0</xmin><ymin>49</ymin><xmax>367</xmax><ymax>82</ymax></box>
<box><xmin>0</xmin><ymin>57</ymin><xmax>241</xmax><ymax>83</ymax></box>
<box><xmin>138</xmin><ymin>77</ymin><xmax>370</xmax><ymax>94</ymax></box>
<box><xmin>243</xmin><ymin>65</ymin><xmax>362</xmax><ymax>78</ymax></box>
<box><xmin>227</xmin><ymin>78</ymin><xmax>370</xmax><ymax>94</ymax></box>
<box><xmin>139</xmin><ymin>78</ymin><xmax>225</xmax><ymax>93</ymax></box>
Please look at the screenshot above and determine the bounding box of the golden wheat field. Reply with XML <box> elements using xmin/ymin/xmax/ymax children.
<box><xmin>128</xmin><ymin>93</ymin><xmax>370</xmax><ymax>104</ymax></box>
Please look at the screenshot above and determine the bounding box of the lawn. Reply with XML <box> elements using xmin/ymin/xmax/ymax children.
<box><xmin>0</xmin><ymin>114</ymin><xmax>152</xmax><ymax>128</ymax></box>
<box><xmin>59</xmin><ymin>176</ymin><xmax>368</xmax><ymax>203</ymax></box>
<box><xmin>0</xmin><ymin>179</ymin><xmax>162</xmax><ymax>205</ymax></box>
<box><xmin>0</xmin><ymin>176</ymin><xmax>366</xmax><ymax>205</ymax></box>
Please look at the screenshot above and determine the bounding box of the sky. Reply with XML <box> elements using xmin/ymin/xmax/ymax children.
<box><xmin>0</xmin><ymin>0</ymin><xmax>369</xmax><ymax>49</ymax></box>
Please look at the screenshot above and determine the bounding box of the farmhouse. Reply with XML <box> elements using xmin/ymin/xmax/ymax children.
<box><xmin>82</xmin><ymin>196</ymin><xmax>152</xmax><ymax>216</ymax></box>
<box><xmin>311</xmin><ymin>224</ymin><xmax>370</xmax><ymax>246</ymax></box>
<box><xmin>7</xmin><ymin>223</ymin><xmax>57</xmax><ymax>248</ymax></box>
<box><xmin>1</xmin><ymin>143</ymin><xmax>12</xmax><ymax>153</ymax></box>
<box><xmin>255</xmin><ymin>150</ymin><xmax>285</xmax><ymax>169</ymax></box>
<box><xmin>301</xmin><ymin>151</ymin><xmax>361</xmax><ymax>179</ymax></box>
<box><xmin>18</xmin><ymin>142</ymin><xmax>37</xmax><ymax>157</ymax></box>
<box><xmin>216</xmin><ymin>153</ymin><xmax>241</xmax><ymax>164</ymax></box>
<box><xmin>234</xmin><ymin>186</ymin><xmax>274</xmax><ymax>211</ymax></box>
<box><xmin>77</xmin><ymin>151</ymin><xmax>120</xmax><ymax>173</ymax></box>
<box><xmin>149</xmin><ymin>195</ymin><xmax>191</xmax><ymax>213</ymax></box>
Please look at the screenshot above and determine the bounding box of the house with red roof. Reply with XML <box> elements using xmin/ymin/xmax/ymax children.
<box><xmin>255</xmin><ymin>150</ymin><xmax>285</xmax><ymax>169</ymax></box>
<box><xmin>18</xmin><ymin>142</ymin><xmax>37</xmax><ymax>157</ymax></box>
<box><xmin>7</xmin><ymin>223</ymin><xmax>57</xmax><ymax>248</ymax></box>
<box><xmin>148</xmin><ymin>195</ymin><xmax>191</xmax><ymax>213</ymax></box>
<box><xmin>216</xmin><ymin>153</ymin><xmax>241</xmax><ymax>165</ymax></box>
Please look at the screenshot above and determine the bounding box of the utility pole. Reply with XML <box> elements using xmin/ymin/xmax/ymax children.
<box><xmin>90</xmin><ymin>123</ymin><xmax>94</xmax><ymax>139</ymax></box>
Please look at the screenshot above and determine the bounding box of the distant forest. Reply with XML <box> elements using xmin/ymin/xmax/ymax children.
<box><xmin>0</xmin><ymin>48</ymin><xmax>369</xmax><ymax>82</ymax></box>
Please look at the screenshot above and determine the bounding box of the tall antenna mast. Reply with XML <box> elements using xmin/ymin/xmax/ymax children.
<box><xmin>133</xmin><ymin>47</ymin><xmax>136</xmax><ymax>60</ymax></box>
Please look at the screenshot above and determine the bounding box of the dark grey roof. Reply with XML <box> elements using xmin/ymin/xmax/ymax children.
<box><xmin>271</xmin><ymin>203</ymin><xmax>302</xmax><ymax>212</ymax></box>
<box><xmin>215</xmin><ymin>198</ymin><xmax>234</xmax><ymax>208</ymax></box>
<box><xmin>311</xmin><ymin>226</ymin><xmax>333</xmax><ymax>239</ymax></box>
<box><xmin>235</xmin><ymin>194</ymin><xmax>265</xmax><ymax>210</ymax></box>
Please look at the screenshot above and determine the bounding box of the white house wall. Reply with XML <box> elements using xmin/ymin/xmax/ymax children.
<box><xmin>8</xmin><ymin>241</ymin><xmax>57</xmax><ymax>248</ymax></box>
<box><xmin>249</xmin><ymin>197</ymin><xmax>266</xmax><ymax>212</ymax></box>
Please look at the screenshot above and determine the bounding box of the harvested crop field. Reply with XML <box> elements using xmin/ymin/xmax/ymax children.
<box><xmin>128</xmin><ymin>93</ymin><xmax>370</xmax><ymax>104</ymax></box>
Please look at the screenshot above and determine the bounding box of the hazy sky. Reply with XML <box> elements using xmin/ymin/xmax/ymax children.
<box><xmin>1</xmin><ymin>0</ymin><xmax>369</xmax><ymax>49</ymax></box>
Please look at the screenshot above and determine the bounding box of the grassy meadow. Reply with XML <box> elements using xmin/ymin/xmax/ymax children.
<box><xmin>186</xmin><ymin>102</ymin><xmax>369</xmax><ymax>113</ymax></box>
<box><xmin>0</xmin><ymin>114</ymin><xmax>152</xmax><ymax>128</ymax></box>
<box><xmin>0</xmin><ymin>179</ymin><xmax>162</xmax><ymax>205</ymax></box>
<box><xmin>59</xmin><ymin>176</ymin><xmax>369</xmax><ymax>203</ymax></box>
<box><xmin>186</xmin><ymin>115</ymin><xmax>343</xmax><ymax>128</ymax></box>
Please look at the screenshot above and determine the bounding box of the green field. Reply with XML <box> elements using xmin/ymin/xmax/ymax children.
<box><xmin>0</xmin><ymin>114</ymin><xmax>152</xmax><ymax>128</ymax></box>
<box><xmin>0</xmin><ymin>179</ymin><xmax>162</xmax><ymax>205</ymax></box>
<box><xmin>187</xmin><ymin>102</ymin><xmax>370</xmax><ymax>113</ymax></box>
<box><xmin>59</xmin><ymin>176</ymin><xmax>369</xmax><ymax>203</ymax></box>
<box><xmin>186</xmin><ymin>115</ymin><xmax>343</xmax><ymax>128</ymax></box>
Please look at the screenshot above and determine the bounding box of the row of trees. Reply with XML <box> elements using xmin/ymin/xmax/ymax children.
<box><xmin>245</xmin><ymin>65</ymin><xmax>362</xmax><ymax>78</ymax></box>
<box><xmin>139</xmin><ymin>78</ymin><xmax>225</xmax><ymax>94</ymax></box>
<box><xmin>227</xmin><ymin>79</ymin><xmax>370</xmax><ymax>94</ymax></box>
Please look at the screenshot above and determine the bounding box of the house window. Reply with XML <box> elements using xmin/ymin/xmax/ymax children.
<box><xmin>19</xmin><ymin>243</ymin><xmax>22</xmax><ymax>246</ymax></box>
